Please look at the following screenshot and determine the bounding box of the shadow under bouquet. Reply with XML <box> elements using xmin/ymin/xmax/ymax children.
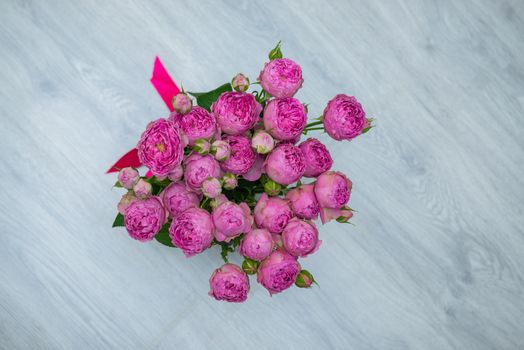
<box><xmin>110</xmin><ymin>43</ymin><xmax>374</xmax><ymax>302</ymax></box>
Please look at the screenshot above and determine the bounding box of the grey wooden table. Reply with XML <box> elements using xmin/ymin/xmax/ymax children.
<box><xmin>1</xmin><ymin>1</ymin><xmax>523</xmax><ymax>349</ymax></box>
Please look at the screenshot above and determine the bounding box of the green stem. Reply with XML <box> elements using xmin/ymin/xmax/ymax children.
<box><xmin>304</xmin><ymin>120</ymin><xmax>323</xmax><ymax>128</ymax></box>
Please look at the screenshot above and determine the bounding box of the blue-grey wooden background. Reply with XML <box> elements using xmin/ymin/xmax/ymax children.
<box><xmin>1</xmin><ymin>1</ymin><xmax>523</xmax><ymax>349</ymax></box>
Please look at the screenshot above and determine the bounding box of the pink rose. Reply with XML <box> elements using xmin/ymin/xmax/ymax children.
<box><xmin>320</xmin><ymin>207</ymin><xmax>353</xmax><ymax>224</ymax></box>
<box><xmin>251</xmin><ymin>130</ymin><xmax>274</xmax><ymax>154</ymax></box>
<box><xmin>239</xmin><ymin>228</ymin><xmax>273</xmax><ymax>261</ymax></box>
<box><xmin>184</xmin><ymin>153</ymin><xmax>222</xmax><ymax>191</ymax></box>
<box><xmin>211</xmin><ymin>91</ymin><xmax>261</xmax><ymax>135</ymax></box>
<box><xmin>167</xmin><ymin>164</ymin><xmax>184</xmax><ymax>182</ymax></box>
<box><xmin>298</xmin><ymin>138</ymin><xmax>333</xmax><ymax>177</ymax></box>
<box><xmin>117</xmin><ymin>191</ymin><xmax>138</xmax><ymax>214</ymax></box>
<box><xmin>169</xmin><ymin>207</ymin><xmax>215</xmax><ymax>257</ymax></box>
<box><xmin>161</xmin><ymin>183</ymin><xmax>201</xmax><ymax>218</ymax></box>
<box><xmin>124</xmin><ymin>197</ymin><xmax>166</xmax><ymax>242</ymax></box>
<box><xmin>221</xmin><ymin>135</ymin><xmax>256</xmax><ymax>175</ymax></box>
<box><xmin>265</xmin><ymin>143</ymin><xmax>305</xmax><ymax>185</ymax></box>
<box><xmin>258</xmin><ymin>58</ymin><xmax>303</xmax><ymax>98</ymax></box>
<box><xmin>323</xmin><ymin>94</ymin><xmax>368</xmax><ymax>141</ymax></box>
<box><xmin>209</xmin><ymin>263</ymin><xmax>249</xmax><ymax>303</ymax></box>
<box><xmin>254</xmin><ymin>193</ymin><xmax>293</xmax><ymax>234</ymax></box>
<box><xmin>231</xmin><ymin>73</ymin><xmax>250</xmax><ymax>92</ymax></box>
<box><xmin>133</xmin><ymin>179</ymin><xmax>152</xmax><ymax>199</ymax></box>
<box><xmin>212</xmin><ymin>200</ymin><xmax>253</xmax><ymax>242</ymax></box>
<box><xmin>137</xmin><ymin>119</ymin><xmax>184</xmax><ymax>177</ymax></box>
<box><xmin>263</xmin><ymin>98</ymin><xmax>307</xmax><ymax>141</ymax></box>
<box><xmin>118</xmin><ymin>167</ymin><xmax>139</xmax><ymax>189</ymax></box>
<box><xmin>170</xmin><ymin>106</ymin><xmax>217</xmax><ymax>145</ymax></box>
<box><xmin>202</xmin><ymin>177</ymin><xmax>222</xmax><ymax>198</ymax></box>
<box><xmin>257</xmin><ymin>249</ymin><xmax>300</xmax><ymax>295</ymax></box>
<box><xmin>172</xmin><ymin>93</ymin><xmax>192</xmax><ymax>114</ymax></box>
<box><xmin>282</xmin><ymin>218</ymin><xmax>321</xmax><ymax>257</ymax></box>
<box><xmin>314</xmin><ymin>171</ymin><xmax>352</xmax><ymax>209</ymax></box>
<box><xmin>285</xmin><ymin>184</ymin><xmax>320</xmax><ymax>220</ymax></box>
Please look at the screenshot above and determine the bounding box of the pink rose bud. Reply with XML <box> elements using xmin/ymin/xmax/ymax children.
<box><xmin>265</xmin><ymin>143</ymin><xmax>306</xmax><ymax>185</ymax></box>
<box><xmin>264</xmin><ymin>179</ymin><xmax>281</xmax><ymax>196</ymax></box>
<box><xmin>169</xmin><ymin>208</ymin><xmax>215</xmax><ymax>257</ymax></box>
<box><xmin>251</xmin><ymin>130</ymin><xmax>274</xmax><ymax>154</ymax></box>
<box><xmin>314</xmin><ymin>171</ymin><xmax>352</xmax><ymax>209</ymax></box>
<box><xmin>167</xmin><ymin>164</ymin><xmax>184</xmax><ymax>182</ymax></box>
<box><xmin>202</xmin><ymin>177</ymin><xmax>222</xmax><ymax>198</ymax></box>
<box><xmin>258</xmin><ymin>58</ymin><xmax>303</xmax><ymax>98</ymax></box>
<box><xmin>124</xmin><ymin>197</ymin><xmax>166</xmax><ymax>242</ymax></box>
<box><xmin>211</xmin><ymin>91</ymin><xmax>262</xmax><ymax>135</ymax></box>
<box><xmin>320</xmin><ymin>207</ymin><xmax>353</xmax><ymax>225</ymax></box>
<box><xmin>161</xmin><ymin>183</ymin><xmax>201</xmax><ymax>218</ymax></box>
<box><xmin>212</xmin><ymin>201</ymin><xmax>253</xmax><ymax>242</ymax></box>
<box><xmin>254</xmin><ymin>193</ymin><xmax>294</xmax><ymax>234</ymax></box>
<box><xmin>282</xmin><ymin>218</ymin><xmax>321</xmax><ymax>257</ymax></box>
<box><xmin>137</xmin><ymin>119</ymin><xmax>184</xmax><ymax>177</ymax></box>
<box><xmin>169</xmin><ymin>106</ymin><xmax>217</xmax><ymax>145</ymax></box>
<box><xmin>242</xmin><ymin>258</ymin><xmax>260</xmax><ymax>275</ymax></box>
<box><xmin>222</xmin><ymin>173</ymin><xmax>238</xmax><ymax>190</ymax></box>
<box><xmin>117</xmin><ymin>191</ymin><xmax>138</xmax><ymax>214</ymax></box>
<box><xmin>194</xmin><ymin>138</ymin><xmax>211</xmax><ymax>155</ymax></box>
<box><xmin>263</xmin><ymin>97</ymin><xmax>307</xmax><ymax>141</ymax></box>
<box><xmin>298</xmin><ymin>138</ymin><xmax>333</xmax><ymax>177</ymax></box>
<box><xmin>295</xmin><ymin>269</ymin><xmax>315</xmax><ymax>288</ymax></box>
<box><xmin>257</xmin><ymin>249</ymin><xmax>300</xmax><ymax>295</ymax></box>
<box><xmin>285</xmin><ymin>184</ymin><xmax>320</xmax><ymax>220</ymax></box>
<box><xmin>231</xmin><ymin>73</ymin><xmax>250</xmax><ymax>92</ymax></box>
<box><xmin>171</xmin><ymin>93</ymin><xmax>192</xmax><ymax>114</ymax></box>
<box><xmin>239</xmin><ymin>228</ymin><xmax>274</xmax><ymax>261</ymax></box>
<box><xmin>118</xmin><ymin>167</ymin><xmax>139</xmax><ymax>189</ymax></box>
<box><xmin>323</xmin><ymin>94</ymin><xmax>369</xmax><ymax>141</ymax></box>
<box><xmin>133</xmin><ymin>179</ymin><xmax>152</xmax><ymax>199</ymax></box>
<box><xmin>183</xmin><ymin>153</ymin><xmax>222</xmax><ymax>192</ymax></box>
<box><xmin>209</xmin><ymin>263</ymin><xmax>250</xmax><ymax>303</ymax></box>
<box><xmin>211</xmin><ymin>140</ymin><xmax>231</xmax><ymax>162</ymax></box>
<box><xmin>221</xmin><ymin>135</ymin><xmax>256</xmax><ymax>175</ymax></box>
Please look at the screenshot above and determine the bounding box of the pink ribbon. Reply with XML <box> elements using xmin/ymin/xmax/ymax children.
<box><xmin>106</xmin><ymin>57</ymin><xmax>180</xmax><ymax>174</ymax></box>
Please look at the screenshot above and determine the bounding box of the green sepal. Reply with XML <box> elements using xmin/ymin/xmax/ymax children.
<box><xmin>268</xmin><ymin>41</ymin><xmax>283</xmax><ymax>60</ymax></box>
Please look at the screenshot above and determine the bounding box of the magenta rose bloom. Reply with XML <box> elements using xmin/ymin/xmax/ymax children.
<box><xmin>254</xmin><ymin>193</ymin><xmax>294</xmax><ymax>234</ymax></box>
<box><xmin>239</xmin><ymin>228</ymin><xmax>273</xmax><ymax>261</ymax></box>
<box><xmin>282</xmin><ymin>218</ymin><xmax>321</xmax><ymax>257</ymax></box>
<box><xmin>265</xmin><ymin>143</ymin><xmax>305</xmax><ymax>185</ymax></box>
<box><xmin>170</xmin><ymin>106</ymin><xmax>216</xmax><ymax>145</ymax></box>
<box><xmin>298</xmin><ymin>138</ymin><xmax>333</xmax><ymax>177</ymax></box>
<box><xmin>220</xmin><ymin>135</ymin><xmax>256</xmax><ymax>175</ymax></box>
<box><xmin>242</xmin><ymin>154</ymin><xmax>264</xmax><ymax>182</ymax></box>
<box><xmin>285</xmin><ymin>184</ymin><xmax>320</xmax><ymax>220</ymax></box>
<box><xmin>209</xmin><ymin>264</ymin><xmax>249</xmax><ymax>303</ymax></box>
<box><xmin>257</xmin><ymin>249</ymin><xmax>301</xmax><ymax>295</ymax></box>
<box><xmin>211</xmin><ymin>91</ymin><xmax>261</xmax><ymax>135</ymax></box>
<box><xmin>184</xmin><ymin>153</ymin><xmax>222</xmax><ymax>191</ymax></box>
<box><xmin>263</xmin><ymin>98</ymin><xmax>307</xmax><ymax>141</ymax></box>
<box><xmin>314</xmin><ymin>171</ymin><xmax>352</xmax><ymax>209</ymax></box>
<box><xmin>124</xmin><ymin>197</ymin><xmax>166</xmax><ymax>242</ymax></box>
<box><xmin>258</xmin><ymin>58</ymin><xmax>303</xmax><ymax>98</ymax></box>
<box><xmin>169</xmin><ymin>207</ymin><xmax>215</xmax><ymax>257</ymax></box>
<box><xmin>212</xmin><ymin>200</ymin><xmax>253</xmax><ymax>242</ymax></box>
<box><xmin>161</xmin><ymin>183</ymin><xmax>201</xmax><ymax>218</ymax></box>
<box><xmin>323</xmin><ymin>94</ymin><xmax>368</xmax><ymax>141</ymax></box>
<box><xmin>137</xmin><ymin>119</ymin><xmax>184</xmax><ymax>177</ymax></box>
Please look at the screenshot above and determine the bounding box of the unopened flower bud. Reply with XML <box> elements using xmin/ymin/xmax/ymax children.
<box><xmin>172</xmin><ymin>93</ymin><xmax>192</xmax><ymax>114</ymax></box>
<box><xmin>264</xmin><ymin>179</ymin><xmax>281</xmax><ymax>196</ymax></box>
<box><xmin>251</xmin><ymin>130</ymin><xmax>274</xmax><ymax>154</ymax></box>
<box><xmin>133</xmin><ymin>179</ymin><xmax>152</xmax><ymax>199</ymax></box>
<box><xmin>222</xmin><ymin>173</ymin><xmax>238</xmax><ymax>190</ymax></box>
<box><xmin>202</xmin><ymin>177</ymin><xmax>222</xmax><ymax>198</ymax></box>
<box><xmin>118</xmin><ymin>167</ymin><xmax>139</xmax><ymax>189</ymax></box>
<box><xmin>295</xmin><ymin>269</ymin><xmax>315</xmax><ymax>288</ymax></box>
<box><xmin>211</xmin><ymin>140</ymin><xmax>231</xmax><ymax>161</ymax></box>
<box><xmin>231</xmin><ymin>73</ymin><xmax>250</xmax><ymax>92</ymax></box>
<box><xmin>194</xmin><ymin>138</ymin><xmax>210</xmax><ymax>155</ymax></box>
<box><xmin>242</xmin><ymin>258</ymin><xmax>260</xmax><ymax>275</ymax></box>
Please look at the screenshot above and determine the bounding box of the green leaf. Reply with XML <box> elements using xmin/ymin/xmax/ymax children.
<box><xmin>268</xmin><ymin>41</ymin><xmax>283</xmax><ymax>60</ymax></box>
<box><xmin>154</xmin><ymin>223</ymin><xmax>175</xmax><ymax>247</ymax></box>
<box><xmin>112</xmin><ymin>213</ymin><xmax>124</xmax><ymax>227</ymax></box>
<box><xmin>188</xmin><ymin>83</ymin><xmax>232</xmax><ymax>111</ymax></box>
<box><xmin>113</xmin><ymin>181</ymin><xmax>123</xmax><ymax>188</ymax></box>
<box><xmin>361</xmin><ymin>126</ymin><xmax>372</xmax><ymax>134</ymax></box>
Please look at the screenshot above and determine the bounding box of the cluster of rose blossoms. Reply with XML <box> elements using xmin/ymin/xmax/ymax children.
<box><xmin>113</xmin><ymin>43</ymin><xmax>373</xmax><ymax>302</ymax></box>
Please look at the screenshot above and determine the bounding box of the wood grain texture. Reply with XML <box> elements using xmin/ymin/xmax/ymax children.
<box><xmin>1</xmin><ymin>0</ymin><xmax>523</xmax><ymax>349</ymax></box>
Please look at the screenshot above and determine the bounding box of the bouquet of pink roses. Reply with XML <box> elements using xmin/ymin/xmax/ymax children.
<box><xmin>111</xmin><ymin>43</ymin><xmax>373</xmax><ymax>302</ymax></box>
